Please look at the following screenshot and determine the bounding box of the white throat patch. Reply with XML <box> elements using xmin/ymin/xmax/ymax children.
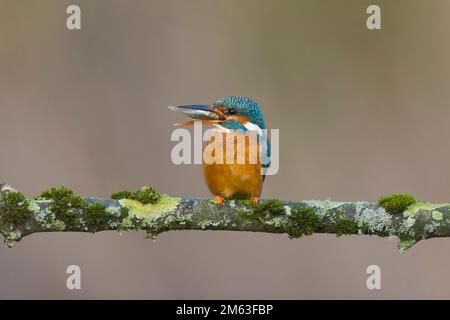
<box><xmin>244</xmin><ymin>122</ymin><xmax>263</xmax><ymax>136</ymax></box>
<box><xmin>212</xmin><ymin>122</ymin><xmax>263</xmax><ymax>136</ymax></box>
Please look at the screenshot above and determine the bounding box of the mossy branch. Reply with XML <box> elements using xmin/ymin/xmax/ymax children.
<box><xmin>0</xmin><ymin>184</ymin><xmax>447</xmax><ymax>253</ymax></box>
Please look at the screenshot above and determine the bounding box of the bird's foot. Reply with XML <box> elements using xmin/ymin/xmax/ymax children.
<box><xmin>251</xmin><ymin>196</ymin><xmax>260</xmax><ymax>204</ymax></box>
<box><xmin>215</xmin><ymin>195</ymin><xmax>224</xmax><ymax>205</ymax></box>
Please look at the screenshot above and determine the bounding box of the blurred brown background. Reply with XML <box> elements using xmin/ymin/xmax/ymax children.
<box><xmin>1</xmin><ymin>0</ymin><xmax>450</xmax><ymax>299</ymax></box>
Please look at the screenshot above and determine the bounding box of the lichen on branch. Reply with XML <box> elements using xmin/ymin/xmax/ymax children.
<box><xmin>0</xmin><ymin>184</ymin><xmax>448</xmax><ymax>253</ymax></box>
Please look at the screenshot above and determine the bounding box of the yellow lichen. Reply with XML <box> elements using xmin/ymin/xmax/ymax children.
<box><xmin>119</xmin><ymin>195</ymin><xmax>180</xmax><ymax>220</ymax></box>
<box><xmin>432</xmin><ymin>211</ymin><xmax>443</xmax><ymax>221</ymax></box>
<box><xmin>404</xmin><ymin>202</ymin><xmax>447</xmax><ymax>218</ymax></box>
<box><xmin>27</xmin><ymin>200</ymin><xmax>40</xmax><ymax>213</ymax></box>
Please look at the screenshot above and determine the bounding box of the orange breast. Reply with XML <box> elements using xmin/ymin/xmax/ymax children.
<box><xmin>202</xmin><ymin>130</ymin><xmax>264</xmax><ymax>199</ymax></box>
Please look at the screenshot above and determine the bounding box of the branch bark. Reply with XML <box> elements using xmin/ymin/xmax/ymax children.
<box><xmin>0</xmin><ymin>184</ymin><xmax>447</xmax><ymax>252</ymax></box>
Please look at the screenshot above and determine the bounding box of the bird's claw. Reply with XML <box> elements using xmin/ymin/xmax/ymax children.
<box><xmin>215</xmin><ymin>195</ymin><xmax>224</xmax><ymax>205</ymax></box>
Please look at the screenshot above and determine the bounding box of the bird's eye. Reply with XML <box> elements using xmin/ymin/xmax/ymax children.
<box><xmin>228</xmin><ymin>108</ymin><xmax>237</xmax><ymax>115</ymax></box>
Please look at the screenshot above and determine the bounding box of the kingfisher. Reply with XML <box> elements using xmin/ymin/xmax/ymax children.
<box><xmin>169</xmin><ymin>96</ymin><xmax>270</xmax><ymax>204</ymax></box>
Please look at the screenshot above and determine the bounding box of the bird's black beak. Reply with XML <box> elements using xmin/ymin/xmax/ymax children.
<box><xmin>168</xmin><ymin>105</ymin><xmax>228</xmax><ymax>126</ymax></box>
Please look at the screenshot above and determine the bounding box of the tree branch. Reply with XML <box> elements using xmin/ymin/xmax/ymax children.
<box><xmin>0</xmin><ymin>184</ymin><xmax>447</xmax><ymax>252</ymax></box>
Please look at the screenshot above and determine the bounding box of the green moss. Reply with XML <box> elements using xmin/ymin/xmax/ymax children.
<box><xmin>398</xmin><ymin>239</ymin><xmax>416</xmax><ymax>254</ymax></box>
<box><xmin>37</xmin><ymin>186</ymin><xmax>86</xmax><ymax>230</ymax></box>
<box><xmin>111</xmin><ymin>190</ymin><xmax>134</xmax><ymax>200</ymax></box>
<box><xmin>284</xmin><ymin>207</ymin><xmax>321</xmax><ymax>238</ymax></box>
<box><xmin>86</xmin><ymin>203</ymin><xmax>108</xmax><ymax>231</ymax></box>
<box><xmin>333</xmin><ymin>211</ymin><xmax>358</xmax><ymax>237</ymax></box>
<box><xmin>0</xmin><ymin>191</ymin><xmax>33</xmax><ymax>225</ymax></box>
<box><xmin>38</xmin><ymin>186</ymin><xmax>74</xmax><ymax>201</ymax></box>
<box><xmin>111</xmin><ymin>186</ymin><xmax>161</xmax><ymax>205</ymax></box>
<box><xmin>86</xmin><ymin>202</ymin><xmax>129</xmax><ymax>232</ymax></box>
<box><xmin>378</xmin><ymin>193</ymin><xmax>416</xmax><ymax>215</ymax></box>
<box><xmin>238</xmin><ymin>199</ymin><xmax>285</xmax><ymax>223</ymax></box>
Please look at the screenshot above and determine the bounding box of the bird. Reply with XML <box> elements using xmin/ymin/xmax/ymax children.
<box><xmin>169</xmin><ymin>96</ymin><xmax>270</xmax><ymax>204</ymax></box>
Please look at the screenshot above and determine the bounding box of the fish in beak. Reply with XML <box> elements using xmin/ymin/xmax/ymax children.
<box><xmin>168</xmin><ymin>105</ymin><xmax>228</xmax><ymax>126</ymax></box>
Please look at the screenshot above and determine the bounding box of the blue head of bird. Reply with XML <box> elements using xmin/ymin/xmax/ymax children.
<box><xmin>169</xmin><ymin>96</ymin><xmax>270</xmax><ymax>163</ymax></box>
<box><xmin>168</xmin><ymin>96</ymin><xmax>266</xmax><ymax>133</ymax></box>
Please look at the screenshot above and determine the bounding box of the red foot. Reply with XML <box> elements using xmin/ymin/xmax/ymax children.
<box><xmin>216</xmin><ymin>195</ymin><xmax>224</xmax><ymax>204</ymax></box>
<box><xmin>251</xmin><ymin>196</ymin><xmax>260</xmax><ymax>204</ymax></box>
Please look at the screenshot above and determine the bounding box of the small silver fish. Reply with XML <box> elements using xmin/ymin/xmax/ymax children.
<box><xmin>168</xmin><ymin>106</ymin><xmax>222</xmax><ymax>121</ymax></box>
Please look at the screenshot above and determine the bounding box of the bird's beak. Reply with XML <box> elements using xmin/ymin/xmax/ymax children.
<box><xmin>168</xmin><ymin>105</ymin><xmax>228</xmax><ymax>126</ymax></box>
